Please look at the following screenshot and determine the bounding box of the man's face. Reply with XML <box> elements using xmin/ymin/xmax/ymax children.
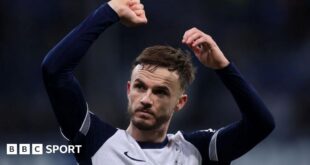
<box><xmin>127</xmin><ymin>64</ymin><xmax>187</xmax><ymax>131</ymax></box>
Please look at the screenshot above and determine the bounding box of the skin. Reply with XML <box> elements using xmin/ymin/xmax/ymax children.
<box><xmin>108</xmin><ymin>0</ymin><xmax>147</xmax><ymax>27</ymax></box>
<box><xmin>126</xmin><ymin>65</ymin><xmax>188</xmax><ymax>142</ymax></box>
<box><xmin>108</xmin><ymin>0</ymin><xmax>230</xmax><ymax>142</ymax></box>
<box><xmin>182</xmin><ymin>27</ymin><xmax>230</xmax><ymax>69</ymax></box>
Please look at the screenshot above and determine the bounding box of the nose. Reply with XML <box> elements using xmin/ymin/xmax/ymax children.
<box><xmin>140</xmin><ymin>91</ymin><xmax>153</xmax><ymax>108</ymax></box>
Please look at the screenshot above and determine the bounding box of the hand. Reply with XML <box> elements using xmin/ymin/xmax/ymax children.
<box><xmin>182</xmin><ymin>27</ymin><xmax>229</xmax><ymax>69</ymax></box>
<box><xmin>108</xmin><ymin>0</ymin><xmax>147</xmax><ymax>27</ymax></box>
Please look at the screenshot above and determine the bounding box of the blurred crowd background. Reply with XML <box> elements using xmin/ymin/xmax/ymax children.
<box><xmin>0</xmin><ymin>0</ymin><xmax>309</xmax><ymax>164</ymax></box>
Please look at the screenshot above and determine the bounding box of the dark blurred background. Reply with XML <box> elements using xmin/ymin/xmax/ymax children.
<box><xmin>1</xmin><ymin>0</ymin><xmax>309</xmax><ymax>164</ymax></box>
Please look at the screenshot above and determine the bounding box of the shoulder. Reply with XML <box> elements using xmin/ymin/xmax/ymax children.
<box><xmin>69</xmin><ymin>112</ymin><xmax>118</xmax><ymax>161</ymax></box>
<box><xmin>172</xmin><ymin>129</ymin><xmax>225</xmax><ymax>164</ymax></box>
<box><xmin>181</xmin><ymin>129</ymin><xmax>217</xmax><ymax>142</ymax></box>
<box><xmin>167</xmin><ymin>129</ymin><xmax>216</xmax><ymax>155</ymax></box>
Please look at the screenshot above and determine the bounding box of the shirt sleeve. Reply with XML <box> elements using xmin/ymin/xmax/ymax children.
<box><xmin>70</xmin><ymin>113</ymin><xmax>118</xmax><ymax>163</ymax></box>
<box><xmin>41</xmin><ymin>3</ymin><xmax>119</xmax><ymax>140</ymax></box>
<box><xmin>214</xmin><ymin>63</ymin><xmax>275</xmax><ymax>162</ymax></box>
<box><xmin>182</xmin><ymin>129</ymin><xmax>231</xmax><ymax>165</ymax></box>
<box><xmin>183</xmin><ymin>63</ymin><xmax>275</xmax><ymax>164</ymax></box>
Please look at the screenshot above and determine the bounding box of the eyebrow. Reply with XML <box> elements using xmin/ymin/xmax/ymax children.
<box><xmin>134</xmin><ymin>79</ymin><xmax>171</xmax><ymax>92</ymax></box>
<box><xmin>153</xmin><ymin>86</ymin><xmax>170</xmax><ymax>92</ymax></box>
<box><xmin>133</xmin><ymin>79</ymin><xmax>145</xmax><ymax>85</ymax></box>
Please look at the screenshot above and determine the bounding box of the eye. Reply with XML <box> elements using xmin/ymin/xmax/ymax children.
<box><xmin>134</xmin><ymin>83</ymin><xmax>146</xmax><ymax>91</ymax></box>
<box><xmin>153</xmin><ymin>89</ymin><xmax>169</xmax><ymax>97</ymax></box>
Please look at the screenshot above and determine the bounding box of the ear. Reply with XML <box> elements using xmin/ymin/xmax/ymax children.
<box><xmin>174</xmin><ymin>94</ymin><xmax>188</xmax><ymax>112</ymax></box>
<box><xmin>127</xmin><ymin>81</ymin><xmax>131</xmax><ymax>96</ymax></box>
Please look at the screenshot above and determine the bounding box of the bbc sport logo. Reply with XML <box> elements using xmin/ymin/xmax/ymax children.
<box><xmin>6</xmin><ymin>143</ymin><xmax>82</xmax><ymax>155</ymax></box>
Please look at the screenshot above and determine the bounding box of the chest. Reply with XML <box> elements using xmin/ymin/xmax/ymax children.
<box><xmin>91</xmin><ymin>131</ymin><xmax>201</xmax><ymax>165</ymax></box>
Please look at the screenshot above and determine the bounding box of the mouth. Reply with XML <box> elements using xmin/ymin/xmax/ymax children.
<box><xmin>135</xmin><ymin>109</ymin><xmax>154</xmax><ymax>118</ymax></box>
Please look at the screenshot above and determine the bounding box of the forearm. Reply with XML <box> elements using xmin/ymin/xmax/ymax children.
<box><xmin>216</xmin><ymin>63</ymin><xmax>274</xmax><ymax>129</ymax></box>
<box><xmin>41</xmin><ymin>3</ymin><xmax>119</xmax><ymax>140</ymax></box>
<box><xmin>214</xmin><ymin>63</ymin><xmax>275</xmax><ymax>161</ymax></box>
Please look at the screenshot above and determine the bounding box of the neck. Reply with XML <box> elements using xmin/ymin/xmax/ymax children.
<box><xmin>126</xmin><ymin>122</ymin><xmax>169</xmax><ymax>143</ymax></box>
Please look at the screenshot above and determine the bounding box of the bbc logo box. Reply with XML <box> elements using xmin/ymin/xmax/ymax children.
<box><xmin>7</xmin><ymin>144</ymin><xmax>43</xmax><ymax>155</ymax></box>
<box><xmin>6</xmin><ymin>144</ymin><xmax>17</xmax><ymax>155</ymax></box>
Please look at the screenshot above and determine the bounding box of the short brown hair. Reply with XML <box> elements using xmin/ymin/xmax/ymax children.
<box><xmin>132</xmin><ymin>45</ymin><xmax>196</xmax><ymax>90</ymax></box>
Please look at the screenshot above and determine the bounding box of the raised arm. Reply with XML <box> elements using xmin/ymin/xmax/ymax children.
<box><xmin>182</xmin><ymin>27</ymin><xmax>275</xmax><ymax>162</ymax></box>
<box><xmin>41</xmin><ymin>0</ymin><xmax>147</xmax><ymax>140</ymax></box>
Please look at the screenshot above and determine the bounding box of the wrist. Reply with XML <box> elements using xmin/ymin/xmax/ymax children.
<box><xmin>108</xmin><ymin>1</ymin><xmax>122</xmax><ymax>17</ymax></box>
<box><xmin>216</xmin><ymin>59</ymin><xmax>230</xmax><ymax>69</ymax></box>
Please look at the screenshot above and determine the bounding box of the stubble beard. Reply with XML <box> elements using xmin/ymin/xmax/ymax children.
<box><xmin>127</xmin><ymin>105</ymin><xmax>171</xmax><ymax>131</ymax></box>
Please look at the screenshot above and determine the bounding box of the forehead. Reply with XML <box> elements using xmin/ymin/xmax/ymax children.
<box><xmin>131</xmin><ymin>64</ymin><xmax>180</xmax><ymax>89</ymax></box>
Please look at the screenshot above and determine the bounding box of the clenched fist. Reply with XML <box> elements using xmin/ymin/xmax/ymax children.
<box><xmin>108</xmin><ymin>0</ymin><xmax>147</xmax><ymax>27</ymax></box>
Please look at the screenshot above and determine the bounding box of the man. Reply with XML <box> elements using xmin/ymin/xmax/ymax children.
<box><xmin>42</xmin><ymin>0</ymin><xmax>275</xmax><ymax>164</ymax></box>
